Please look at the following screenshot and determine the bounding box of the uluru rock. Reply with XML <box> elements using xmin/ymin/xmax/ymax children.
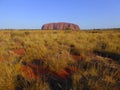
<box><xmin>41</xmin><ymin>22</ymin><xmax>80</xmax><ymax>30</ymax></box>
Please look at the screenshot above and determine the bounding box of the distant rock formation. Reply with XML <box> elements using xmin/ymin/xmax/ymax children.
<box><xmin>41</xmin><ymin>22</ymin><xmax>80</xmax><ymax>30</ymax></box>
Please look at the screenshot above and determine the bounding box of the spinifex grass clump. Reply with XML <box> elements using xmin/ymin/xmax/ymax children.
<box><xmin>22</xmin><ymin>41</ymin><xmax>74</xmax><ymax>71</ymax></box>
<box><xmin>72</xmin><ymin>57</ymin><xmax>120</xmax><ymax>90</ymax></box>
<box><xmin>0</xmin><ymin>60</ymin><xmax>20</xmax><ymax>90</ymax></box>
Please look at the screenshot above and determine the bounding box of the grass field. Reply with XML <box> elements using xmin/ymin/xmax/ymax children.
<box><xmin>0</xmin><ymin>29</ymin><xmax>120</xmax><ymax>90</ymax></box>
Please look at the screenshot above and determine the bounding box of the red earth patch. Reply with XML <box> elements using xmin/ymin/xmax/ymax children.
<box><xmin>0</xmin><ymin>57</ymin><xmax>4</xmax><ymax>62</ymax></box>
<box><xmin>20</xmin><ymin>65</ymin><xmax>37</xmax><ymax>80</ymax></box>
<box><xmin>13</xmin><ymin>48</ymin><xmax>26</xmax><ymax>55</ymax></box>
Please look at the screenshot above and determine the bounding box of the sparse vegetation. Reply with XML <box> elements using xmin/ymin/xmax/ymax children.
<box><xmin>0</xmin><ymin>29</ymin><xmax>120</xmax><ymax>90</ymax></box>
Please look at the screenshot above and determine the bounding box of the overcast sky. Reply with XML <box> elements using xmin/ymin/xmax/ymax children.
<box><xmin>0</xmin><ymin>0</ymin><xmax>120</xmax><ymax>29</ymax></box>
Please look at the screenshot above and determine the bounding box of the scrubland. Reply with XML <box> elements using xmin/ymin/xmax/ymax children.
<box><xmin>0</xmin><ymin>29</ymin><xmax>120</xmax><ymax>90</ymax></box>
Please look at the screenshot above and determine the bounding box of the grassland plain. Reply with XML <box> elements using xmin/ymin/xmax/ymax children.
<box><xmin>0</xmin><ymin>29</ymin><xmax>120</xmax><ymax>90</ymax></box>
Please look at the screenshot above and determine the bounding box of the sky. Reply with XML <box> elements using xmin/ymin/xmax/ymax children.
<box><xmin>0</xmin><ymin>0</ymin><xmax>120</xmax><ymax>29</ymax></box>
